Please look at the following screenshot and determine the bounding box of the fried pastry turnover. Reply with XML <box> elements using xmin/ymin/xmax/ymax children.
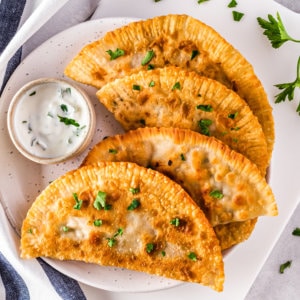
<box><xmin>20</xmin><ymin>162</ymin><xmax>224</xmax><ymax>291</ymax></box>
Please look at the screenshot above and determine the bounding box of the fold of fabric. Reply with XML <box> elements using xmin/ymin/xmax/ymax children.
<box><xmin>0</xmin><ymin>1</ymin><xmax>101</xmax><ymax>298</ymax></box>
<box><xmin>0</xmin><ymin>0</ymin><xmax>26</xmax><ymax>94</ymax></box>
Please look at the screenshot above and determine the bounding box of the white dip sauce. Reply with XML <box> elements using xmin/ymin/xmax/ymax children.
<box><xmin>13</xmin><ymin>81</ymin><xmax>91</xmax><ymax>159</ymax></box>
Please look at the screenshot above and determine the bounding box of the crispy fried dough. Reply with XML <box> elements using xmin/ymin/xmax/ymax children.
<box><xmin>96</xmin><ymin>67</ymin><xmax>268</xmax><ymax>175</ymax></box>
<box><xmin>20</xmin><ymin>162</ymin><xmax>224</xmax><ymax>291</ymax></box>
<box><xmin>64</xmin><ymin>14</ymin><xmax>274</xmax><ymax>160</ymax></box>
<box><xmin>82</xmin><ymin>127</ymin><xmax>277</xmax><ymax>248</ymax></box>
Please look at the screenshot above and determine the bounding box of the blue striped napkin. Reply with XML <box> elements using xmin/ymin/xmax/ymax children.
<box><xmin>0</xmin><ymin>1</ymin><xmax>100</xmax><ymax>299</ymax></box>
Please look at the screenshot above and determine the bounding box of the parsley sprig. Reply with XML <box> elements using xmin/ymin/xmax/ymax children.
<box><xmin>274</xmin><ymin>56</ymin><xmax>300</xmax><ymax>114</ymax></box>
<box><xmin>257</xmin><ymin>12</ymin><xmax>300</xmax><ymax>49</ymax></box>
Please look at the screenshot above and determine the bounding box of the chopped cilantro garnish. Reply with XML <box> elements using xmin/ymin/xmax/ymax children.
<box><xmin>129</xmin><ymin>187</ymin><xmax>140</xmax><ymax>194</ymax></box>
<box><xmin>62</xmin><ymin>226</ymin><xmax>69</xmax><ymax>232</ymax></box>
<box><xmin>109</xmin><ymin>148</ymin><xmax>118</xmax><ymax>154</ymax></box>
<box><xmin>60</xmin><ymin>104</ymin><xmax>68</xmax><ymax>112</ymax></box>
<box><xmin>149</xmin><ymin>80</ymin><xmax>155</xmax><ymax>87</ymax></box>
<box><xmin>191</xmin><ymin>49</ymin><xmax>200</xmax><ymax>60</ymax></box>
<box><xmin>170</xmin><ymin>218</ymin><xmax>180</xmax><ymax>227</ymax></box>
<box><xmin>209</xmin><ymin>190</ymin><xmax>224</xmax><ymax>199</ymax></box>
<box><xmin>228</xmin><ymin>112</ymin><xmax>238</xmax><ymax>119</ymax></box>
<box><xmin>197</xmin><ymin>0</ymin><xmax>210</xmax><ymax>4</ymax></box>
<box><xmin>161</xmin><ymin>250</ymin><xmax>166</xmax><ymax>257</ymax></box>
<box><xmin>141</xmin><ymin>50</ymin><xmax>155</xmax><ymax>66</ymax></box>
<box><xmin>198</xmin><ymin>119</ymin><xmax>213</xmax><ymax>136</ymax></box>
<box><xmin>180</xmin><ymin>153</ymin><xmax>186</xmax><ymax>161</ymax></box>
<box><xmin>292</xmin><ymin>227</ymin><xmax>300</xmax><ymax>236</ymax></box>
<box><xmin>93</xmin><ymin>191</ymin><xmax>111</xmax><ymax>210</ymax></box>
<box><xmin>62</xmin><ymin>87</ymin><xmax>71</xmax><ymax>95</ymax></box>
<box><xmin>73</xmin><ymin>192</ymin><xmax>83</xmax><ymax>210</ymax></box>
<box><xmin>172</xmin><ymin>82</ymin><xmax>181</xmax><ymax>90</ymax></box>
<box><xmin>29</xmin><ymin>91</ymin><xmax>36</xmax><ymax>96</ymax></box>
<box><xmin>232</xmin><ymin>11</ymin><xmax>244</xmax><ymax>21</ymax></box>
<box><xmin>147</xmin><ymin>64</ymin><xmax>155</xmax><ymax>70</ymax></box>
<box><xmin>146</xmin><ymin>243</ymin><xmax>155</xmax><ymax>253</ymax></box>
<box><xmin>106</xmin><ymin>48</ymin><xmax>125</xmax><ymax>60</ymax></box>
<box><xmin>196</xmin><ymin>104</ymin><xmax>213</xmax><ymax>112</ymax></box>
<box><xmin>133</xmin><ymin>84</ymin><xmax>141</xmax><ymax>91</ymax></box>
<box><xmin>279</xmin><ymin>261</ymin><xmax>292</xmax><ymax>273</ymax></box>
<box><xmin>107</xmin><ymin>228</ymin><xmax>123</xmax><ymax>247</ymax></box>
<box><xmin>127</xmin><ymin>199</ymin><xmax>141</xmax><ymax>210</ymax></box>
<box><xmin>228</xmin><ymin>0</ymin><xmax>237</xmax><ymax>8</ymax></box>
<box><xmin>57</xmin><ymin>115</ymin><xmax>80</xmax><ymax>127</ymax></box>
<box><xmin>93</xmin><ymin>219</ymin><xmax>103</xmax><ymax>227</ymax></box>
<box><xmin>188</xmin><ymin>252</ymin><xmax>197</xmax><ymax>261</ymax></box>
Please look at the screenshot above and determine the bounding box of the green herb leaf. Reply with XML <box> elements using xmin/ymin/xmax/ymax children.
<box><xmin>188</xmin><ymin>252</ymin><xmax>197</xmax><ymax>261</ymax></box>
<box><xmin>129</xmin><ymin>187</ymin><xmax>140</xmax><ymax>194</ymax></box>
<box><xmin>57</xmin><ymin>115</ymin><xmax>80</xmax><ymax>127</ymax></box>
<box><xmin>274</xmin><ymin>56</ymin><xmax>300</xmax><ymax>114</ymax></box>
<box><xmin>127</xmin><ymin>199</ymin><xmax>141</xmax><ymax>210</ymax></box>
<box><xmin>93</xmin><ymin>191</ymin><xmax>111</xmax><ymax>210</ymax></box>
<box><xmin>232</xmin><ymin>11</ymin><xmax>244</xmax><ymax>21</ymax></box>
<box><xmin>149</xmin><ymin>80</ymin><xmax>155</xmax><ymax>87</ymax></box>
<box><xmin>93</xmin><ymin>219</ymin><xmax>103</xmax><ymax>227</ymax></box>
<box><xmin>197</xmin><ymin>0</ymin><xmax>210</xmax><ymax>4</ymax></box>
<box><xmin>161</xmin><ymin>250</ymin><xmax>166</xmax><ymax>257</ymax></box>
<box><xmin>146</xmin><ymin>243</ymin><xmax>155</xmax><ymax>253</ymax></box>
<box><xmin>196</xmin><ymin>104</ymin><xmax>213</xmax><ymax>112</ymax></box>
<box><xmin>257</xmin><ymin>12</ymin><xmax>300</xmax><ymax>49</ymax></box>
<box><xmin>109</xmin><ymin>148</ymin><xmax>118</xmax><ymax>154</ymax></box>
<box><xmin>279</xmin><ymin>261</ymin><xmax>292</xmax><ymax>273</ymax></box>
<box><xmin>106</xmin><ymin>48</ymin><xmax>125</xmax><ymax>60</ymax></box>
<box><xmin>292</xmin><ymin>227</ymin><xmax>300</xmax><ymax>236</ymax></box>
<box><xmin>228</xmin><ymin>0</ymin><xmax>238</xmax><ymax>8</ymax></box>
<box><xmin>228</xmin><ymin>112</ymin><xmax>238</xmax><ymax>119</ymax></box>
<box><xmin>209</xmin><ymin>190</ymin><xmax>224</xmax><ymax>199</ymax></box>
<box><xmin>141</xmin><ymin>50</ymin><xmax>155</xmax><ymax>66</ymax></box>
<box><xmin>172</xmin><ymin>82</ymin><xmax>181</xmax><ymax>90</ymax></box>
<box><xmin>170</xmin><ymin>218</ymin><xmax>180</xmax><ymax>227</ymax></box>
<box><xmin>60</xmin><ymin>104</ymin><xmax>68</xmax><ymax>112</ymax></box>
<box><xmin>133</xmin><ymin>84</ymin><xmax>141</xmax><ymax>91</ymax></box>
<box><xmin>198</xmin><ymin>119</ymin><xmax>213</xmax><ymax>136</ymax></box>
<box><xmin>107</xmin><ymin>228</ymin><xmax>123</xmax><ymax>247</ymax></box>
<box><xmin>191</xmin><ymin>50</ymin><xmax>200</xmax><ymax>60</ymax></box>
<box><xmin>62</xmin><ymin>226</ymin><xmax>69</xmax><ymax>232</ymax></box>
<box><xmin>29</xmin><ymin>91</ymin><xmax>36</xmax><ymax>96</ymax></box>
<box><xmin>147</xmin><ymin>64</ymin><xmax>155</xmax><ymax>70</ymax></box>
<box><xmin>73</xmin><ymin>192</ymin><xmax>83</xmax><ymax>210</ymax></box>
<box><xmin>180</xmin><ymin>153</ymin><xmax>186</xmax><ymax>161</ymax></box>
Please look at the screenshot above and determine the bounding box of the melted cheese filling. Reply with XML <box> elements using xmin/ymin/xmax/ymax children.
<box><xmin>62</xmin><ymin>216</ymin><xmax>91</xmax><ymax>241</ymax></box>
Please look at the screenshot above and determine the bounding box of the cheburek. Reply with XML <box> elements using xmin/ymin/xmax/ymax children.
<box><xmin>96</xmin><ymin>67</ymin><xmax>269</xmax><ymax>175</ymax></box>
<box><xmin>64</xmin><ymin>14</ymin><xmax>274</xmax><ymax>160</ymax></box>
<box><xmin>82</xmin><ymin>127</ymin><xmax>277</xmax><ymax>228</ymax></box>
<box><xmin>20</xmin><ymin>162</ymin><xmax>224</xmax><ymax>292</ymax></box>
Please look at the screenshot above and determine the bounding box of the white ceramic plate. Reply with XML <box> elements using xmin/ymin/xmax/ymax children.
<box><xmin>1</xmin><ymin>0</ymin><xmax>300</xmax><ymax>297</ymax></box>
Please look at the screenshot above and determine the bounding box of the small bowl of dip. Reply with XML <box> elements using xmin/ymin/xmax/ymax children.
<box><xmin>7</xmin><ymin>78</ymin><xmax>96</xmax><ymax>164</ymax></box>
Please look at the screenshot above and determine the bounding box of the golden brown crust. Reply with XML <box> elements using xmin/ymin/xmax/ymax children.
<box><xmin>82</xmin><ymin>127</ymin><xmax>277</xmax><ymax>246</ymax></box>
<box><xmin>214</xmin><ymin>219</ymin><xmax>258</xmax><ymax>250</ymax></box>
<box><xmin>20</xmin><ymin>162</ymin><xmax>224</xmax><ymax>291</ymax></box>
<box><xmin>96</xmin><ymin>67</ymin><xmax>269</xmax><ymax>175</ymax></box>
<box><xmin>64</xmin><ymin>14</ymin><xmax>274</xmax><ymax>160</ymax></box>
